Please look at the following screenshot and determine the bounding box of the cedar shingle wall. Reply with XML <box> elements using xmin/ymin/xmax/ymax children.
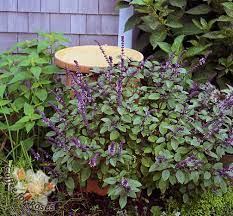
<box><xmin>0</xmin><ymin>0</ymin><xmax>119</xmax><ymax>51</ymax></box>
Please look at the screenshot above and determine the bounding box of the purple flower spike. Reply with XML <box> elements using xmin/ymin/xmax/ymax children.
<box><xmin>118</xmin><ymin>141</ymin><xmax>125</xmax><ymax>156</ymax></box>
<box><xmin>199</xmin><ymin>57</ymin><xmax>206</xmax><ymax>65</ymax></box>
<box><xmin>120</xmin><ymin>178</ymin><xmax>131</xmax><ymax>191</ymax></box>
<box><xmin>108</xmin><ymin>142</ymin><xmax>116</xmax><ymax>156</ymax></box>
<box><xmin>116</xmin><ymin>79</ymin><xmax>123</xmax><ymax>106</ymax></box>
<box><xmin>30</xmin><ymin>149</ymin><xmax>41</xmax><ymax>161</ymax></box>
<box><xmin>89</xmin><ymin>153</ymin><xmax>99</xmax><ymax>167</ymax></box>
<box><xmin>95</xmin><ymin>40</ymin><xmax>111</xmax><ymax>66</ymax></box>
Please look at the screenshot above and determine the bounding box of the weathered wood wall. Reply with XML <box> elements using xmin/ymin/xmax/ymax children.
<box><xmin>0</xmin><ymin>0</ymin><xmax>119</xmax><ymax>51</ymax></box>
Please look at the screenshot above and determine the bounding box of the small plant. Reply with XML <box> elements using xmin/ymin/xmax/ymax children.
<box><xmin>166</xmin><ymin>187</ymin><xmax>233</xmax><ymax>216</ymax></box>
<box><xmin>0</xmin><ymin>32</ymin><xmax>68</xmax><ymax>163</ymax></box>
<box><xmin>40</xmin><ymin>44</ymin><xmax>232</xmax><ymax>209</ymax></box>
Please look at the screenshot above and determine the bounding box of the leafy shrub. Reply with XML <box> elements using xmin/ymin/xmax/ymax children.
<box><xmin>166</xmin><ymin>188</ymin><xmax>233</xmax><ymax>216</ymax></box>
<box><xmin>0</xmin><ymin>33</ymin><xmax>67</xmax><ymax>162</ymax></box>
<box><xmin>41</xmin><ymin>47</ymin><xmax>232</xmax><ymax>209</ymax></box>
<box><xmin>116</xmin><ymin>0</ymin><xmax>233</xmax><ymax>88</ymax></box>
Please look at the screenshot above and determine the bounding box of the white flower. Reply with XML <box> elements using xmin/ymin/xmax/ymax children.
<box><xmin>175</xmin><ymin>212</ymin><xmax>181</xmax><ymax>216</ymax></box>
<box><xmin>12</xmin><ymin>167</ymin><xmax>55</xmax><ymax>206</ymax></box>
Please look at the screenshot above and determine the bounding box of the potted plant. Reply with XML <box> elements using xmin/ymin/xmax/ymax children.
<box><xmin>39</xmin><ymin>45</ymin><xmax>232</xmax><ymax>208</ymax></box>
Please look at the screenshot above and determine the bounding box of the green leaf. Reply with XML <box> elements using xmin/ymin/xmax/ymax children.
<box><xmin>185</xmin><ymin>45</ymin><xmax>210</xmax><ymax>58</ymax></box>
<box><xmin>65</xmin><ymin>177</ymin><xmax>75</xmax><ymax>190</ymax></box>
<box><xmin>43</xmin><ymin>65</ymin><xmax>61</xmax><ymax>74</ymax></box>
<box><xmin>156</xmin><ymin>137</ymin><xmax>165</xmax><ymax>144</ymax></box>
<box><xmin>125</xmin><ymin>14</ymin><xmax>142</xmax><ymax>32</ymax></box>
<box><xmin>169</xmin><ymin>0</ymin><xmax>186</xmax><ymax>8</ymax></box>
<box><xmin>148</xmin><ymin>93</ymin><xmax>160</xmax><ymax>100</ymax></box>
<box><xmin>110</xmin><ymin>130</ymin><xmax>120</xmax><ymax>140</ymax></box>
<box><xmin>202</xmin><ymin>31</ymin><xmax>226</xmax><ymax>39</ymax></box>
<box><xmin>24</xmin><ymin>102</ymin><xmax>34</xmax><ymax>116</ymax></box>
<box><xmin>21</xmin><ymin>138</ymin><xmax>33</xmax><ymax>152</ymax></box>
<box><xmin>0</xmin><ymin>85</ymin><xmax>6</xmax><ymax>99</ymax></box>
<box><xmin>81</xmin><ymin>167</ymin><xmax>91</xmax><ymax>182</ymax></box>
<box><xmin>101</xmin><ymin>104</ymin><xmax>114</xmax><ymax>115</ymax></box>
<box><xmin>37</xmin><ymin>40</ymin><xmax>50</xmax><ymax>53</ymax></box>
<box><xmin>150</xmin><ymin>31</ymin><xmax>167</xmax><ymax>49</ymax></box>
<box><xmin>222</xmin><ymin>2</ymin><xmax>233</xmax><ymax>17</ymax></box>
<box><xmin>176</xmin><ymin>170</ymin><xmax>185</xmax><ymax>184</ymax></box>
<box><xmin>121</xmin><ymin>114</ymin><xmax>132</xmax><ymax>123</ymax></box>
<box><xmin>157</xmin><ymin>42</ymin><xmax>171</xmax><ymax>53</ymax></box>
<box><xmin>162</xmin><ymin>170</ymin><xmax>170</xmax><ymax>181</ymax></box>
<box><xmin>150</xmin><ymin>206</ymin><xmax>161</xmax><ymax>216</ymax></box>
<box><xmin>9</xmin><ymin>72</ymin><xmax>32</xmax><ymax>84</ymax></box>
<box><xmin>171</xmin><ymin>35</ymin><xmax>185</xmax><ymax>54</ymax></box>
<box><xmin>119</xmin><ymin>195</ymin><xmax>127</xmax><ymax>209</ymax></box>
<box><xmin>115</xmin><ymin>1</ymin><xmax>130</xmax><ymax>10</ymax></box>
<box><xmin>204</xmin><ymin>171</ymin><xmax>211</xmax><ymax>180</ymax></box>
<box><xmin>35</xmin><ymin>89</ymin><xmax>48</xmax><ymax>101</ymax></box>
<box><xmin>166</xmin><ymin>17</ymin><xmax>183</xmax><ymax>28</ymax></box>
<box><xmin>130</xmin><ymin>0</ymin><xmax>146</xmax><ymax>5</ymax></box>
<box><xmin>30</xmin><ymin>66</ymin><xmax>42</xmax><ymax>80</ymax></box>
<box><xmin>104</xmin><ymin>177</ymin><xmax>117</xmax><ymax>185</ymax></box>
<box><xmin>186</xmin><ymin>4</ymin><xmax>211</xmax><ymax>15</ymax></box>
<box><xmin>141</xmin><ymin>15</ymin><xmax>160</xmax><ymax>31</ymax></box>
<box><xmin>26</xmin><ymin>122</ymin><xmax>35</xmax><ymax>133</ymax></box>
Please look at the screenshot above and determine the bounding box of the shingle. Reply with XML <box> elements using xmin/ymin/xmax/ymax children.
<box><xmin>29</xmin><ymin>13</ymin><xmax>50</xmax><ymax>33</ymax></box>
<box><xmin>0</xmin><ymin>12</ymin><xmax>8</xmax><ymax>32</ymax></box>
<box><xmin>18</xmin><ymin>0</ymin><xmax>41</xmax><ymax>12</ymax></box>
<box><xmin>8</xmin><ymin>13</ymin><xmax>28</xmax><ymax>33</ymax></box>
<box><xmin>64</xmin><ymin>34</ymin><xmax>80</xmax><ymax>46</ymax></box>
<box><xmin>0</xmin><ymin>0</ymin><xmax>17</xmax><ymax>11</ymax></box>
<box><xmin>101</xmin><ymin>15</ymin><xmax>119</xmax><ymax>35</ymax></box>
<box><xmin>17</xmin><ymin>33</ymin><xmax>38</xmax><ymax>42</ymax></box>
<box><xmin>86</xmin><ymin>15</ymin><xmax>101</xmax><ymax>34</ymax></box>
<box><xmin>99</xmin><ymin>0</ymin><xmax>117</xmax><ymax>14</ymax></box>
<box><xmin>80</xmin><ymin>35</ymin><xmax>118</xmax><ymax>46</ymax></box>
<box><xmin>79</xmin><ymin>0</ymin><xmax>98</xmax><ymax>14</ymax></box>
<box><xmin>60</xmin><ymin>0</ymin><xmax>79</xmax><ymax>13</ymax></box>
<box><xmin>41</xmin><ymin>0</ymin><xmax>60</xmax><ymax>13</ymax></box>
<box><xmin>71</xmin><ymin>15</ymin><xmax>86</xmax><ymax>34</ymax></box>
<box><xmin>50</xmin><ymin>14</ymin><xmax>71</xmax><ymax>33</ymax></box>
<box><xmin>0</xmin><ymin>33</ymin><xmax>17</xmax><ymax>52</ymax></box>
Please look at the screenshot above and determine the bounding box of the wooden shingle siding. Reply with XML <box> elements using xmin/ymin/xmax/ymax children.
<box><xmin>0</xmin><ymin>0</ymin><xmax>119</xmax><ymax>51</ymax></box>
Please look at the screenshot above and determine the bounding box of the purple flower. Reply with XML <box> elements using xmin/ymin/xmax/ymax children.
<box><xmin>108</xmin><ymin>142</ymin><xmax>116</xmax><ymax>156</ymax></box>
<box><xmin>95</xmin><ymin>40</ymin><xmax>111</xmax><ymax>66</ymax></box>
<box><xmin>30</xmin><ymin>149</ymin><xmax>41</xmax><ymax>161</ymax></box>
<box><xmin>118</xmin><ymin>141</ymin><xmax>125</xmax><ymax>156</ymax></box>
<box><xmin>120</xmin><ymin>178</ymin><xmax>131</xmax><ymax>191</ymax></box>
<box><xmin>74</xmin><ymin>89</ymin><xmax>89</xmax><ymax>128</ymax></box>
<box><xmin>156</xmin><ymin>156</ymin><xmax>166</xmax><ymax>164</ymax></box>
<box><xmin>52</xmin><ymin>89</ymin><xmax>65</xmax><ymax>107</ymax></box>
<box><xmin>71</xmin><ymin>137</ymin><xmax>88</xmax><ymax>151</ymax></box>
<box><xmin>89</xmin><ymin>153</ymin><xmax>99</xmax><ymax>167</ymax></box>
<box><xmin>217</xmin><ymin>167</ymin><xmax>233</xmax><ymax>179</ymax></box>
<box><xmin>175</xmin><ymin>155</ymin><xmax>203</xmax><ymax>170</ymax></box>
<box><xmin>189</xmin><ymin>82</ymin><xmax>200</xmax><ymax>98</ymax></box>
<box><xmin>116</xmin><ymin>79</ymin><xmax>123</xmax><ymax>106</ymax></box>
<box><xmin>199</xmin><ymin>57</ymin><xmax>206</xmax><ymax>65</ymax></box>
<box><xmin>36</xmin><ymin>109</ymin><xmax>61</xmax><ymax>135</ymax></box>
<box><xmin>218</xmin><ymin>93</ymin><xmax>233</xmax><ymax>113</ymax></box>
<box><xmin>48</xmin><ymin>102</ymin><xmax>63</xmax><ymax>114</ymax></box>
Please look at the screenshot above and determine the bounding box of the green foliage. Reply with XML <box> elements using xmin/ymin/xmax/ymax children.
<box><xmin>0</xmin><ymin>181</ymin><xmax>23</xmax><ymax>216</ymax></box>
<box><xmin>166</xmin><ymin>188</ymin><xmax>233</xmax><ymax>216</ymax></box>
<box><xmin>116</xmin><ymin>0</ymin><xmax>233</xmax><ymax>88</ymax></box>
<box><xmin>0</xmin><ymin>32</ymin><xmax>67</xmax><ymax>162</ymax></box>
<box><xmin>44</xmin><ymin>55</ymin><xmax>232</xmax><ymax>208</ymax></box>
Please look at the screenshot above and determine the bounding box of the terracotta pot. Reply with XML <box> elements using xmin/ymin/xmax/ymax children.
<box><xmin>85</xmin><ymin>179</ymin><xmax>109</xmax><ymax>196</ymax></box>
<box><xmin>220</xmin><ymin>154</ymin><xmax>233</xmax><ymax>166</ymax></box>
